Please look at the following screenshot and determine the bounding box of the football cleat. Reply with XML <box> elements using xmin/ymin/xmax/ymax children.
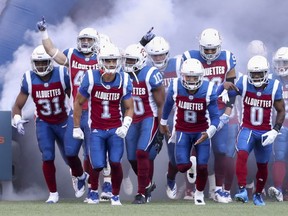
<box><xmin>111</xmin><ymin>195</ymin><xmax>122</xmax><ymax>206</ymax></box>
<box><xmin>187</xmin><ymin>156</ymin><xmax>197</xmax><ymax>184</ymax></box>
<box><xmin>83</xmin><ymin>188</ymin><xmax>91</xmax><ymax>203</ymax></box>
<box><xmin>132</xmin><ymin>193</ymin><xmax>146</xmax><ymax>204</ymax></box>
<box><xmin>183</xmin><ymin>189</ymin><xmax>194</xmax><ymax>200</ymax></box>
<box><xmin>72</xmin><ymin>172</ymin><xmax>89</xmax><ymax>198</ymax></box>
<box><xmin>194</xmin><ymin>189</ymin><xmax>205</xmax><ymax>205</ymax></box>
<box><xmin>268</xmin><ymin>186</ymin><xmax>283</xmax><ymax>202</ymax></box>
<box><xmin>45</xmin><ymin>192</ymin><xmax>59</xmax><ymax>204</ymax></box>
<box><xmin>100</xmin><ymin>182</ymin><xmax>112</xmax><ymax>201</ymax></box>
<box><xmin>214</xmin><ymin>189</ymin><xmax>228</xmax><ymax>203</ymax></box>
<box><xmin>145</xmin><ymin>182</ymin><xmax>156</xmax><ymax>202</ymax></box>
<box><xmin>235</xmin><ymin>188</ymin><xmax>248</xmax><ymax>203</ymax></box>
<box><xmin>166</xmin><ymin>177</ymin><xmax>177</xmax><ymax>199</ymax></box>
<box><xmin>87</xmin><ymin>190</ymin><xmax>99</xmax><ymax>204</ymax></box>
<box><xmin>253</xmin><ymin>193</ymin><xmax>265</xmax><ymax>206</ymax></box>
<box><xmin>223</xmin><ymin>190</ymin><xmax>233</xmax><ymax>203</ymax></box>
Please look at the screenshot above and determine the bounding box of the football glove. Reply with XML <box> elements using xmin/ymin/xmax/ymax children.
<box><xmin>219</xmin><ymin>89</ymin><xmax>230</xmax><ymax>103</ymax></box>
<box><xmin>262</xmin><ymin>129</ymin><xmax>278</xmax><ymax>146</ymax></box>
<box><xmin>153</xmin><ymin>131</ymin><xmax>164</xmax><ymax>154</ymax></box>
<box><xmin>73</xmin><ymin>127</ymin><xmax>84</xmax><ymax>139</ymax></box>
<box><xmin>115</xmin><ymin>116</ymin><xmax>132</xmax><ymax>138</ymax></box>
<box><xmin>37</xmin><ymin>16</ymin><xmax>47</xmax><ymax>31</ymax></box>
<box><xmin>13</xmin><ymin>114</ymin><xmax>29</xmax><ymax>135</ymax></box>
<box><xmin>139</xmin><ymin>27</ymin><xmax>155</xmax><ymax>46</ymax></box>
<box><xmin>217</xmin><ymin>113</ymin><xmax>230</xmax><ymax>131</ymax></box>
<box><xmin>206</xmin><ymin>125</ymin><xmax>217</xmax><ymax>139</ymax></box>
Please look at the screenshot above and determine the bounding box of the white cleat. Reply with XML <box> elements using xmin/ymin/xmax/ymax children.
<box><xmin>183</xmin><ymin>189</ymin><xmax>194</xmax><ymax>200</ymax></box>
<box><xmin>187</xmin><ymin>156</ymin><xmax>197</xmax><ymax>184</ymax></box>
<box><xmin>45</xmin><ymin>192</ymin><xmax>59</xmax><ymax>204</ymax></box>
<box><xmin>166</xmin><ymin>182</ymin><xmax>177</xmax><ymax>199</ymax></box>
<box><xmin>111</xmin><ymin>195</ymin><xmax>122</xmax><ymax>206</ymax></box>
<box><xmin>87</xmin><ymin>190</ymin><xmax>99</xmax><ymax>204</ymax></box>
<box><xmin>194</xmin><ymin>190</ymin><xmax>205</xmax><ymax>205</ymax></box>
<box><xmin>268</xmin><ymin>186</ymin><xmax>283</xmax><ymax>202</ymax></box>
<box><xmin>72</xmin><ymin>172</ymin><xmax>89</xmax><ymax>198</ymax></box>
<box><xmin>214</xmin><ymin>189</ymin><xmax>228</xmax><ymax>203</ymax></box>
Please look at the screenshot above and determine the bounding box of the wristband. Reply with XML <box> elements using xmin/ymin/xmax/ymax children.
<box><xmin>273</xmin><ymin>123</ymin><xmax>282</xmax><ymax>133</ymax></box>
<box><xmin>160</xmin><ymin>118</ymin><xmax>168</xmax><ymax>126</ymax></box>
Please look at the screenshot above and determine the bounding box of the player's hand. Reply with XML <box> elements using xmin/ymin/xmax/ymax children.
<box><xmin>153</xmin><ymin>131</ymin><xmax>164</xmax><ymax>154</ymax></box>
<box><xmin>13</xmin><ymin>115</ymin><xmax>29</xmax><ymax>135</ymax></box>
<box><xmin>139</xmin><ymin>27</ymin><xmax>155</xmax><ymax>46</ymax></box>
<box><xmin>262</xmin><ymin>129</ymin><xmax>278</xmax><ymax>146</ymax></box>
<box><xmin>223</xmin><ymin>82</ymin><xmax>239</xmax><ymax>91</ymax></box>
<box><xmin>115</xmin><ymin>125</ymin><xmax>129</xmax><ymax>138</ymax></box>
<box><xmin>194</xmin><ymin>132</ymin><xmax>208</xmax><ymax>145</ymax></box>
<box><xmin>37</xmin><ymin>17</ymin><xmax>47</xmax><ymax>31</ymax></box>
<box><xmin>217</xmin><ymin>113</ymin><xmax>230</xmax><ymax>131</ymax></box>
<box><xmin>73</xmin><ymin>127</ymin><xmax>84</xmax><ymax>139</ymax></box>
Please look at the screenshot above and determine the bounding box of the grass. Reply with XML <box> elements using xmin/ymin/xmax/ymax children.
<box><xmin>0</xmin><ymin>199</ymin><xmax>287</xmax><ymax>216</ymax></box>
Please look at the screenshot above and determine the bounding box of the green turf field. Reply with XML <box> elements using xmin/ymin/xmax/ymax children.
<box><xmin>0</xmin><ymin>199</ymin><xmax>287</xmax><ymax>216</ymax></box>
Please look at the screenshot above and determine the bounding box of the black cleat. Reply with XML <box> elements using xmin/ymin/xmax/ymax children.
<box><xmin>145</xmin><ymin>182</ymin><xmax>156</xmax><ymax>202</ymax></box>
<box><xmin>132</xmin><ymin>193</ymin><xmax>146</xmax><ymax>204</ymax></box>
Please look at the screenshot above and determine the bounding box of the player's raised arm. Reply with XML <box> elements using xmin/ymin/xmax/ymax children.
<box><xmin>37</xmin><ymin>17</ymin><xmax>68</xmax><ymax>67</ymax></box>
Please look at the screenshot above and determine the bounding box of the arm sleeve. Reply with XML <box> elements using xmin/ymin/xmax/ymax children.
<box><xmin>161</xmin><ymin>81</ymin><xmax>174</xmax><ymax>120</ymax></box>
<box><xmin>226</xmin><ymin>76</ymin><xmax>236</xmax><ymax>108</ymax></box>
<box><xmin>208</xmin><ymin>99</ymin><xmax>220</xmax><ymax>128</ymax></box>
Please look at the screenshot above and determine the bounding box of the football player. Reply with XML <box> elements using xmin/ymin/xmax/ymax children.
<box><xmin>12</xmin><ymin>45</ymin><xmax>71</xmax><ymax>203</ymax></box>
<box><xmin>218</xmin><ymin>55</ymin><xmax>285</xmax><ymax>206</ymax></box>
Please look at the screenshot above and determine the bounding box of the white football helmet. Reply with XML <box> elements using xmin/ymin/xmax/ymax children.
<box><xmin>77</xmin><ymin>27</ymin><xmax>99</xmax><ymax>54</ymax></box>
<box><xmin>180</xmin><ymin>58</ymin><xmax>204</xmax><ymax>90</ymax></box>
<box><xmin>273</xmin><ymin>47</ymin><xmax>288</xmax><ymax>77</ymax></box>
<box><xmin>123</xmin><ymin>43</ymin><xmax>148</xmax><ymax>73</ymax></box>
<box><xmin>145</xmin><ymin>36</ymin><xmax>170</xmax><ymax>70</ymax></box>
<box><xmin>97</xmin><ymin>43</ymin><xmax>122</xmax><ymax>74</ymax></box>
<box><xmin>247</xmin><ymin>55</ymin><xmax>269</xmax><ymax>87</ymax></box>
<box><xmin>247</xmin><ymin>40</ymin><xmax>267</xmax><ymax>58</ymax></box>
<box><xmin>97</xmin><ymin>33</ymin><xmax>112</xmax><ymax>54</ymax></box>
<box><xmin>31</xmin><ymin>45</ymin><xmax>54</xmax><ymax>77</ymax></box>
<box><xmin>199</xmin><ymin>28</ymin><xmax>222</xmax><ymax>63</ymax></box>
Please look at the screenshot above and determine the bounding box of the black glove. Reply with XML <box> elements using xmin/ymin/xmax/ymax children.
<box><xmin>139</xmin><ymin>27</ymin><xmax>155</xmax><ymax>46</ymax></box>
<box><xmin>153</xmin><ymin>131</ymin><xmax>164</xmax><ymax>154</ymax></box>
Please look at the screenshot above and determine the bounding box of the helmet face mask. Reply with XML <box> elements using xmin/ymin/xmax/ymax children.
<box><xmin>146</xmin><ymin>36</ymin><xmax>170</xmax><ymax>69</ymax></box>
<box><xmin>180</xmin><ymin>58</ymin><xmax>204</xmax><ymax>90</ymax></box>
<box><xmin>123</xmin><ymin>44</ymin><xmax>147</xmax><ymax>73</ymax></box>
<box><xmin>247</xmin><ymin>55</ymin><xmax>269</xmax><ymax>87</ymax></box>
<box><xmin>273</xmin><ymin>47</ymin><xmax>288</xmax><ymax>77</ymax></box>
<box><xmin>199</xmin><ymin>28</ymin><xmax>222</xmax><ymax>63</ymax></box>
<box><xmin>31</xmin><ymin>45</ymin><xmax>53</xmax><ymax>77</ymax></box>
<box><xmin>77</xmin><ymin>28</ymin><xmax>99</xmax><ymax>54</ymax></box>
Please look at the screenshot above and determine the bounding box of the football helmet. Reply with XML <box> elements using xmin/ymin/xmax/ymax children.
<box><xmin>273</xmin><ymin>47</ymin><xmax>288</xmax><ymax>77</ymax></box>
<box><xmin>145</xmin><ymin>36</ymin><xmax>170</xmax><ymax>69</ymax></box>
<box><xmin>247</xmin><ymin>40</ymin><xmax>267</xmax><ymax>58</ymax></box>
<box><xmin>199</xmin><ymin>28</ymin><xmax>222</xmax><ymax>63</ymax></box>
<box><xmin>31</xmin><ymin>45</ymin><xmax>54</xmax><ymax>77</ymax></box>
<box><xmin>247</xmin><ymin>55</ymin><xmax>269</xmax><ymax>87</ymax></box>
<box><xmin>123</xmin><ymin>43</ymin><xmax>148</xmax><ymax>73</ymax></box>
<box><xmin>97</xmin><ymin>43</ymin><xmax>122</xmax><ymax>74</ymax></box>
<box><xmin>77</xmin><ymin>27</ymin><xmax>99</xmax><ymax>54</ymax></box>
<box><xmin>180</xmin><ymin>58</ymin><xmax>204</xmax><ymax>90</ymax></box>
